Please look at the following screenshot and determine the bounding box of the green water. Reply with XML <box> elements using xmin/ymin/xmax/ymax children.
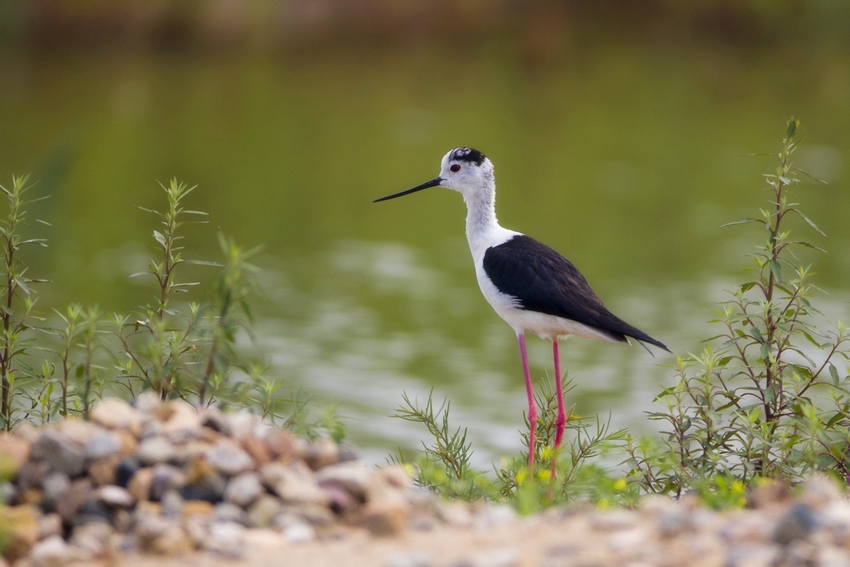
<box><xmin>1</xmin><ymin>41</ymin><xmax>849</xmax><ymax>463</ymax></box>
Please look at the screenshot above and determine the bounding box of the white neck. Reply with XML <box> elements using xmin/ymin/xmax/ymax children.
<box><xmin>462</xmin><ymin>178</ymin><xmax>519</xmax><ymax>257</ymax></box>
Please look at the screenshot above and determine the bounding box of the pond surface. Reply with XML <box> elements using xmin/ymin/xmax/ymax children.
<box><xmin>1</xmin><ymin>39</ymin><xmax>849</xmax><ymax>465</ymax></box>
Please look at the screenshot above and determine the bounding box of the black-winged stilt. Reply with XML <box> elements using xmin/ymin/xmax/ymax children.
<box><xmin>374</xmin><ymin>147</ymin><xmax>670</xmax><ymax>469</ymax></box>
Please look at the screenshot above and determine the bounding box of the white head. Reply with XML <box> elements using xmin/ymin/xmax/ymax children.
<box><xmin>373</xmin><ymin>147</ymin><xmax>495</xmax><ymax>203</ymax></box>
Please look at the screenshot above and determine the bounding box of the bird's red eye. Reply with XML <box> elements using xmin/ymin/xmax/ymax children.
<box><xmin>450</xmin><ymin>164</ymin><xmax>461</xmax><ymax>173</ymax></box>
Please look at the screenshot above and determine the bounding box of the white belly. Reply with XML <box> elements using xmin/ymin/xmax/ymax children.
<box><xmin>474</xmin><ymin>262</ymin><xmax>619</xmax><ymax>342</ymax></box>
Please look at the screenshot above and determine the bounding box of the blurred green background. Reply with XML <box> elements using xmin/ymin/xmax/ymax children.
<box><xmin>1</xmin><ymin>1</ymin><xmax>849</xmax><ymax>463</ymax></box>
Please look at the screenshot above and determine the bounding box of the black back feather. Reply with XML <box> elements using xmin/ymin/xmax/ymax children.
<box><xmin>483</xmin><ymin>235</ymin><xmax>669</xmax><ymax>352</ymax></box>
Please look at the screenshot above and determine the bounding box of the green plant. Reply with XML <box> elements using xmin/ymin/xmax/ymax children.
<box><xmin>0</xmin><ymin>175</ymin><xmax>48</xmax><ymax>431</ymax></box>
<box><xmin>630</xmin><ymin>118</ymin><xmax>850</xmax><ymax>497</ymax></box>
<box><xmin>0</xmin><ymin>175</ymin><xmax>340</xmax><ymax>442</ymax></box>
<box><xmin>392</xmin><ymin>380</ymin><xmax>629</xmax><ymax>511</ymax></box>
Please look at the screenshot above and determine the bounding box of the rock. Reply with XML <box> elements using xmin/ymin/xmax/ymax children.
<box><xmin>260</xmin><ymin>461</ymin><xmax>329</xmax><ymax>505</ymax></box>
<box><xmin>439</xmin><ymin>502</ymin><xmax>474</xmax><ymax>527</ymax></box>
<box><xmin>0</xmin><ymin>505</ymin><xmax>39</xmax><ymax>562</ymax></box>
<box><xmin>135</xmin><ymin>514</ymin><xmax>194</xmax><ymax>555</ymax></box>
<box><xmin>248</xmin><ymin>494</ymin><xmax>283</xmax><ymax>528</ymax></box>
<box><xmin>263</xmin><ymin>428</ymin><xmax>297</xmax><ymax>460</ymax></box>
<box><xmin>159</xmin><ymin>401</ymin><xmax>203</xmax><ymax>437</ymax></box>
<box><xmin>180</xmin><ymin>455</ymin><xmax>227</xmax><ymax>502</ymax></box>
<box><xmin>301</xmin><ymin>437</ymin><xmax>339</xmax><ymax>470</ymax></box>
<box><xmin>200</xmin><ymin>410</ymin><xmax>231</xmax><ymax>435</ymax></box>
<box><xmin>726</xmin><ymin>543</ymin><xmax>779</xmax><ymax>567</ymax></box>
<box><xmin>241</xmin><ymin>434</ymin><xmax>272</xmax><ymax>465</ymax></box>
<box><xmin>214</xmin><ymin>502</ymin><xmax>251</xmax><ymax>526</ymax></box>
<box><xmin>773</xmin><ymin>504</ymin><xmax>818</xmax><ymax>545</ymax></box>
<box><xmin>201</xmin><ymin>521</ymin><xmax>246</xmax><ymax>557</ymax></box>
<box><xmin>42</xmin><ymin>471</ymin><xmax>71</xmax><ymax>512</ymax></box>
<box><xmin>206</xmin><ymin>440</ymin><xmax>254</xmax><ymax>477</ymax></box>
<box><xmin>800</xmin><ymin>474</ymin><xmax>842</xmax><ymax>508</ymax></box>
<box><xmin>28</xmin><ymin>535</ymin><xmax>89</xmax><ymax>567</ymax></box>
<box><xmin>56</xmin><ymin>478</ymin><xmax>93</xmax><ymax>523</ymax></box>
<box><xmin>74</xmin><ymin>498</ymin><xmax>112</xmax><ymax>527</ymax></box>
<box><xmin>150</xmin><ymin>463</ymin><xmax>187</xmax><ymax>501</ymax></box>
<box><xmin>361</xmin><ymin>480</ymin><xmax>410</xmax><ymax>537</ymax></box>
<box><xmin>55</xmin><ymin>419</ymin><xmax>101</xmax><ymax>445</ymax></box>
<box><xmin>317</xmin><ymin>461</ymin><xmax>371</xmax><ymax>500</ymax></box>
<box><xmin>474</xmin><ymin>504</ymin><xmax>517</xmax><ymax>530</ymax></box>
<box><xmin>182</xmin><ymin>499</ymin><xmax>215</xmax><ymax>517</ymax></box>
<box><xmin>132</xmin><ymin>391</ymin><xmax>162</xmax><ymax>415</ymax></box>
<box><xmin>94</xmin><ymin>485</ymin><xmax>135</xmax><ymax>508</ymax></box>
<box><xmin>747</xmin><ymin>479</ymin><xmax>791</xmax><ymax>510</ymax></box>
<box><xmin>31</xmin><ymin>430</ymin><xmax>85</xmax><ymax>477</ymax></box>
<box><xmin>278</xmin><ymin>503</ymin><xmax>336</xmax><ymax>527</ymax></box>
<box><xmin>278</xmin><ymin>520</ymin><xmax>317</xmax><ymax>543</ymax></box>
<box><xmin>137</xmin><ymin>436</ymin><xmax>178</xmax><ymax>466</ymax></box>
<box><xmin>377</xmin><ymin>464</ymin><xmax>411</xmax><ymax>489</ymax></box>
<box><xmin>0</xmin><ymin>433</ymin><xmax>30</xmax><ymax>478</ymax></box>
<box><xmin>323</xmin><ymin>482</ymin><xmax>357</xmax><ymax>514</ymax></box>
<box><xmin>37</xmin><ymin>512</ymin><xmax>63</xmax><ymax>540</ymax></box>
<box><xmin>115</xmin><ymin>457</ymin><xmax>140</xmax><ymax>488</ymax></box>
<box><xmin>224</xmin><ymin>471</ymin><xmax>264</xmax><ymax>507</ymax></box>
<box><xmin>68</xmin><ymin>522</ymin><xmax>116</xmax><ymax>557</ymax></box>
<box><xmin>361</xmin><ymin>501</ymin><xmax>409</xmax><ymax>537</ymax></box>
<box><xmin>84</xmin><ymin>431</ymin><xmax>122</xmax><ymax>460</ymax></box>
<box><xmin>127</xmin><ymin>467</ymin><xmax>154</xmax><ymax>501</ymax></box>
<box><xmin>160</xmin><ymin>489</ymin><xmax>184</xmax><ymax>517</ymax></box>
<box><xmin>89</xmin><ymin>398</ymin><xmax>143</xmax><ymax>434</ymax></box>
<box><xmin>87</xmin><ymin>456</ymin><xmax>120</xmax><ymax>486</ymax></box>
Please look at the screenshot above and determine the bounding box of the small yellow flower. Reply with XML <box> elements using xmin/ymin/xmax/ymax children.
<box><xmin>515</xmin><ymin>470</ymin><xmax>527</xmax><ymax>485</ymax></box>
<box><xmin>402</xmin><ymin>463</ymin><xmax>416</xmax><ymax>477</ymax></box>
<box><xmin>541</xmin><ymin>447</ymin><xmax>554</xmax><ymax>460</ymax></box>
<box><xmin>613</xmin><ymin>478</ymin><xmax>627</xmax><ymax>492</ymax></box>
<box><xmin>537</xmin><ymin>469</ymin><xmax>551</xmax><ymax>482</ymax></box>
<box><xmin>731</xmin><ymin>480</ymin><xmax>745</xmax><ymax>494</ymax></box>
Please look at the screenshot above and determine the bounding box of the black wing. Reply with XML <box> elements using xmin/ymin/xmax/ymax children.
<box><xmin>483</xmin><ymin>235</ymin><xmax>669</xmax><ymax>352</ymax></box>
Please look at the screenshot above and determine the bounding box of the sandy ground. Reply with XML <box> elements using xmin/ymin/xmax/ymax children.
<box><xmin>120</xmin><ymin>513</ymin><xmax>591</xmax><ymax>567</ymax></box>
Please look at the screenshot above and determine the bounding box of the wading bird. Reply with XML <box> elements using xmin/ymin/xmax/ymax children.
<box><xmin>374</xmin><ymin>147</ymin><xmax>669</xmax><ymax>469</ymax></box>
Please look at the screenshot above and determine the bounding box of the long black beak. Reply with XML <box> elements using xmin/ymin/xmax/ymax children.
<box><xmin>373</xmin><ymin>177</ymin><xmax>444</xmax><ymax>203</ymax></box>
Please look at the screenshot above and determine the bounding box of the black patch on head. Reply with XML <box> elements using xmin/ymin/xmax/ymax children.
<box><xmin>450</xmin><ymin>147</ymin><xmax>486</xmax><ymax>166</ymax></box>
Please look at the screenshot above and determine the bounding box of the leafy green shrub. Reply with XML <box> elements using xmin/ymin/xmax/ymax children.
<box><xmin>0</xmin><ymin>177</ymin><xmax>343</xmax><ymax>441</ymax></box>
<box><xmin>628</xmin><ymin>118</ymin><xmax>850</xmax><ymax>496</ymax></box>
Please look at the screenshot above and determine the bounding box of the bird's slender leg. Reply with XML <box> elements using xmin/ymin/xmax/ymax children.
<box><xmin>517</xmin><ymin>332</ymin><xmax>536</xmax><ymax>468</ymax></box>
<box><xmin>551</xmin><ymin>339</ymin><xmax>567</xmax><ymax>479</ymax></box>
<box><xmin>553</xmin><ymin>339</ymin><xmax>566</xmax><ymax>448</ymax></box>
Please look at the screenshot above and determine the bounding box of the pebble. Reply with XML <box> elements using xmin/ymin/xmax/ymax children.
<box><xmin>316</xmin><ymin>461</ymin><xmax>372</xmax><ymax>500</ymax></box>
<box><xmin>137</xmin><ymin>436</ymin><xmax>179</xmax><ymax>466</ymax></box>
<box><xmin>84</xmin><ymin>431</ymin><xmax>122</xmax><ymax>460</ymax></box>
<box><xmin>773</xmin><ymin>503</ymin><xmax>818</xmax><ymax>544</ymax></box>
<box><xmin>28</xmin><ymin>535</ymin><xmax>87</xmax><ymax>567</ymax></box>
<box><xmin>11</xmin><ymin>396</ymin><xmax>850</xmax><ymax>567</ymax></box>
<box><xmin>0</xmin><ymin>433</ymin><xmax>31</xmax><ymax>476</ymax></box>
<box><xmin>224</xmin><ymin>471</ymin><xmax>264</xmax><ymax>507</ymax></box>
<box><xmin>31</xmin><ymin>430</ymin><xmax>85</xmax><ymax>477</ymax></box>
<box><xmin>89</xmin><ymin>398</ymin><xmax>143</xmax><ymax>433</ymax></box>
<box><xmin>206</xmin><ymin>440</ymin><xmax>254</xmax><ymax>477</ymax></box>
<box><xmin>261</xmin><ymin>461</ymin><xmax>329</xmax><ymax>505</ymax></box>
<box><xmin>94</xmin><ymin>485</ymin><xmax>135</xmax><ymax>508</ymax></box>
<box><xmin>202</xmin><ymin>521</ymin><xmax>246</xmax><ymax>557</ymax></box>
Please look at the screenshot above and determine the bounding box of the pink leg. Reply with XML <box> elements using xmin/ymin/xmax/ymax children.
<box><xmin>517</xmin><ymin>333</ymin><xmax>536</xmax><ymax>468</ymax></box>
<box><xmin>553</xmin><ymin>339</ymin><xmax>566</xmax><ymax>448</ymax></box>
